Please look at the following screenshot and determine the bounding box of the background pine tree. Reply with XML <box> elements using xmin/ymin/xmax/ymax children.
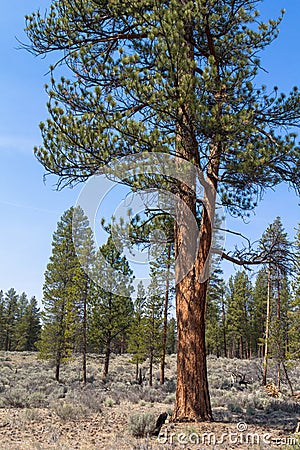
<box><xmin>38</xmin><ymin>207</ymin><xmax>92</xmax><ymax>381</ymax></box>
<box><xmin>14</xmin><ymin>297</ymin><xmax>41</xmax><ymax>351</ymax></box>
<box><xmin>89</xmin><ymin>235</ymin><xmax>134</xmax><ymax>377</ymax></box>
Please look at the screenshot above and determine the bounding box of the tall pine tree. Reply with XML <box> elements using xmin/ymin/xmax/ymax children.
<box><xmin>260</xmin><ymin>217</ymin><xmax>292</xmax><ymax>387</ymax></box>
<box><xmin>15</xmin><ymin>297</ymin><xmax>41</xmax><ymax>351</ymax></box>
<box><xmin>89</xmin><ymin>235</ymin><xmax>134</xmax><ymax>377</ymax></box>
<box><xmin>226</xmin><ymin>271</ymin><xmax>253</xmax><ymax>359</ymax></box>
<box><xmin>39</xmin><ymin>207</ymin><xmax>93</xmax><ymax>381</ymax></box>
<box><xmin>3</xmin><ymin>288</ymin><xmax>19</xmax><ymax>351</ymax></box>
<box><xmin>26</xmin><ymin>0</ymin><xmax>300</xmax><ymax>420</ymax></box>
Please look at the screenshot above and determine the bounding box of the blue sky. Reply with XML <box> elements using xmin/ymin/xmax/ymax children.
<box><xmin>0</xmin><ymin>0</ymin><xmax>299</xmax><ymax>303</ymax></box>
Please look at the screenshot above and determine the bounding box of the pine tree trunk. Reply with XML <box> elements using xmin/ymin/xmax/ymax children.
<box><xmin>5</xmin><ymin>335</ymin><xmax>8</xmax><ymax>352</ymax></box>
<box><xmin>239</xmin><ymin>336</ymin><xmax>243</xmax><ymax>359</ymax></box>
<box><xmin>263</xmin><ymin>267</ymin><xmax>271</xmax><ymax>385</ymax></box>
<box><xmin>138</xmin><ymin>368</ymin><xmax>143</xmax><ymax>385</ymax></box>
<box><xmin>103</xmin><ymin>343</ymin><xmax>111</xmax><ymax>377</ymax></box>
<box><xmin>149</xmin><ymin>351</ymin><xmax>153</xmax><ymax>387</ymax></box>
<box><xmin>135</xmin><ymin>362</ymin><xmax>139</xmax><ymax>382</ymax></box>
<box><xmin>172</xmin><ymin>129</ymin><xmax>220</xmax><ymax>421</ymax></box>
<box><xmin>277</xmin><ymin>277</ymin><xmax>281</xmax><ymax>390</ymax></box>
<box><xmin>82</xmin><ymin>284</ymin><xmax>87</xmax><ymax>385</ymax></box>
<box><xmin>174</xmin><ymin>277</ymin><xmax>212</xmax><ymax>421</ymax></box>
<box><xmin>173</xmin><ymin>188</ymin><xmax>215</xmax><ymax>421</ymax></box>
<box><xmin>160</xmin><ymin>244</ymin><xmax>171</xmax><ymax>385</ymax></box>
<box><xmin>221</xmin><ymin>296</ymin><xmax>227</xmax><ymax>358</ymax></box>
<box><xmin>282</xmin><ymin>361</ymin><xmax>294</xmax><ymax>396</ymax></box>
<box><xmin>55</xmin><ymin>359</ymin><xmax>60</xmax><ymax>382</ymax></box>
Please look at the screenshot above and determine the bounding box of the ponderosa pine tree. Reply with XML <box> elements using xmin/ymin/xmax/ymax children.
<box><xmin>206</xmin><ymin>265</ymin><xmax>226</xmax><ymax>357</ymax></box>
<box><xmin>252</xmin><ymin>268</ymin><xmax>268</xmax><ymax>358</ymax></box>
<box><xmin>71</xmin><ymin>206</ymin><xmax>95</xmax><ymax>384</ymax></box>
<box><xmin>226</xmin><ymin>271</ymin><xmax>252</xmax><ymax>358</ymax></box>
<box><xmin>89</xmin><ymin>235</ymin><xmax>134</xmax><ymax>377</ymax></box>
<box><xmin>14</xmin><ymin>297</ymin><xmax>41</xmax><ymax>351</ymax></box>
<box><xmin>260</xmin><ymin>217</ymin><xmax>292</xmax><ymax>387</ymax></box>
<box><xmin>149</xmin><ymin>243</ymin><xmax>174</xmax><ymax>384</ymax></box>
<box><xmin>145</xmin><ymin>273</ymin><xmax>164</xmax><ymax>387</ymax></box>
<box><xmin>39</xmin><ymin>207</ymin><xmax>93</xmax><ymax>382</ymax></box>
<box><xmin>25</xmin><ymin>0</ymin><xmax>300</xmax><ymax>420</ymax></box>
<box><xmin>17</xmin><ymin>293</ymin><xmax>29</xmax><ymax>319</ymax></box>
<box><xmin>3</xmin><ymin>288</ymin><xmax>19</xmax><ymax>351</ymax></box>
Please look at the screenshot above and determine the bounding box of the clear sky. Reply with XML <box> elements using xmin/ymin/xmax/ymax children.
<box><xmin>0</xmin><ymin>0</ymin><xmax>299</xmax><ymax>304</ymax></box>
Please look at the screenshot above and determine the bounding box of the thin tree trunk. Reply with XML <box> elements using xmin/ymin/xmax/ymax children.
<box><xmin>103</xmin><ymin>343</ymin><xmax>111</xmax><ymax>377</ymax></box>
<box><xmin>240</xmin><ymin>336</ymin><xmax>243</xmax><ymax>359</ymax></box>
<box><xmin>277</xmin><ymin>277</ymin><xmax>281</xmax><ymax>391</ymax></box>
<box><xmin>135</xmin><ymin>362</ymin><xmax>139</xmax><ymax>382</ymax></box>
<box><xmin>149</xmin><ymin>351</ymin><xmax>153</xmax><ymax>387</ymax></box>
<box><xmin>160</xmin><ymin>244</ymin><xmax>171</xmax><ymax>385</ymax></box>
<box><xmin>138</xmin><ymin>367</ymin><xmax>143</xmax><ymax>385</ymax></box>
<box><xmin>5</xmin><ymin>334</ymin><xmax>9</xmax><ymax>352</ymax></box>
<box><xmin>263</xmin><ymin>267</ymin><xmax>271</xmax><ymax>385</ymax></box>
<box><xmin>82</xmin><ymin>284</ymin><xmax>88</xmax><ymax>385</ymax></box>
<box><xmin>282</xmin><ymin>361</ymin><xmax>294</xmax><ymax>396</ymax></box>
<box><xmin>55</xmin><ymin>358</ymin><xmax>60</xmax><ymax>382</ymax></box>
<box><xmin>221</xmin><ymin>294</ymin><xmax>227</xmax><ymax>358</ymax></box>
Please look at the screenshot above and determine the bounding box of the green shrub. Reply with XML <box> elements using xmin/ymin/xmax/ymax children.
<box><xmin>104</xmin><ymin>396</ymin><xmax>116</xmax><ymax>407</ymax></box>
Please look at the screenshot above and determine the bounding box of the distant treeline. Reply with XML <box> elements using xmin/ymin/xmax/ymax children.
<box><xmin>1</xmin><ymin>211</ymin><xmax>299</xmax><ymax>390</ymax></box>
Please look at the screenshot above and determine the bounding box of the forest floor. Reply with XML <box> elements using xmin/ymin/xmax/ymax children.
<box><xmin>0</xmin><ymin>352</ymin><xmax>299</xmax><ymax>449</ymax></box>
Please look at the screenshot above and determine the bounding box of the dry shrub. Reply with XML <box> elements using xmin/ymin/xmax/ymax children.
<box><xmin>128</xmin><ymin>412</ymin><xmax>156</xmax><ymax>437</ymax></box>
<box><xmin>52</xmin><ymin>400</ymin><xmax>90</xmax><ymax>420</ymax></box>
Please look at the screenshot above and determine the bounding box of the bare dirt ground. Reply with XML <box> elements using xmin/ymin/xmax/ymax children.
<box><xmin>0</xmin><ymin>352</ymin><xmax>299</xmax><ymax>449</ymax></box>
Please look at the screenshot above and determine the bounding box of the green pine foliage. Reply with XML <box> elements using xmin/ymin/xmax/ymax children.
<box><xmin>3</xmin><ymin>288</ymin><xmax>19</xmax><ymax>351</ymax></box>
<box><xmin>24</xmin><ymin>1</ymin><xmax>300</xmax><ymax>204</ymax></box>
<box><xmin>14</xmin><ymin>297</ymin><xmax>41</xmax><ymax>351</ymax></box>
<box><xmin>0</xmin><ymin>290</ymin><xmax>41</xmax><ymax>352</ymax></box>
<box><xmin>206</xmin><ymin>266</ymin><xmax>226</xmax><ymax>356</ymax></box>
<box><xmin>226</xmin><ymin>271</ymin><xmax>253</xmax><ymax>358</ymax></box>
<box><xmin>166</xmin><ymin>317</ymin><xmax>177</xmax><ymax>355</ymax></box>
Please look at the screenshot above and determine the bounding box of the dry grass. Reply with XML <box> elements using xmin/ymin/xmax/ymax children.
<box><xmin>0</xmin><ymin>351</ymin><xmax>299</xmax><ymax>448</ymax></box>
